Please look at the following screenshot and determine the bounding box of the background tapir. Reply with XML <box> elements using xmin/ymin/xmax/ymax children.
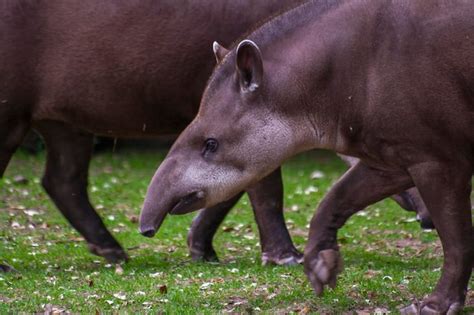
<box><xmin>0</xmin><ymin>0</ymin><xmax>306</xmax><ymax>267</ymax></box>
<box><xmin>139</xmin><ymin>0</ymin><xmax>473</xmax><ymax>313</ymax></box>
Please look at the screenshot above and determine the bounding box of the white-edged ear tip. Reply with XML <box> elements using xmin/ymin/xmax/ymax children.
<box><xmin>237</xmin><ymin>39</ymin><xmax>259</xmax><ymax>50</ymax></box>
<box><xmin>212</xmin><ymin>41</ymin><xmax>220</xmax><ymax>54</ymax></box>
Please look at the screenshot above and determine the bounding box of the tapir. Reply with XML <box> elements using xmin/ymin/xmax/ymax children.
<box><xmin>0</xmin><ymin>0</ymin><xmax>431</xmax><ymax>271</ymax></box>
<box><xmin>0</xmin><ymin>0</ymin><xmax>305</xmax><ymax>268</ymax></box>
<box><xmin>139</xmin><ymin>0</ymin><xmax>473</xmax><ymax>313</ymax></box>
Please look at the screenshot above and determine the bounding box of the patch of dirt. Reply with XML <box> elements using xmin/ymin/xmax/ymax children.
<box><xmin>466</xmin><ymin>290</ymin><xmax>474</xmax><ymax>306</ymax></box>
<box><xmin>223</xmin><ymin>296</ymin><xmax>248</xmax><ymax>312</ymax></box>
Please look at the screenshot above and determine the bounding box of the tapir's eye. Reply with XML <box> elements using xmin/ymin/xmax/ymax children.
<box><xmin>202</xmin><ymin>138</ymin><xmax>219</xmax><ymax>156</ymax></box>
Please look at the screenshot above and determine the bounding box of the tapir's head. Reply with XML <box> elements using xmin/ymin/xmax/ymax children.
<box><xmin>140</xmin><ymin>40</ymin><xmax>305</xmax><ymax>237</ymax></box>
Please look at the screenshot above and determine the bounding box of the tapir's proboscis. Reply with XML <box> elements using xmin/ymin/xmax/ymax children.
<box><xmin>140</xmin><ymin>0</ymin><xmax>473</xmax><ymax>313</ymax></box>
<box><xmin>0</xmin><ymin>0</ymin><xmax>306</xmax><ymax>268</ymax></box>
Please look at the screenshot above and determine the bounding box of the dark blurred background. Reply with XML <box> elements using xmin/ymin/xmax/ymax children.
<box><xmin>20</xmin><ymin>131</ymin><xmax>176</xmax><ymax>155</ymax></box>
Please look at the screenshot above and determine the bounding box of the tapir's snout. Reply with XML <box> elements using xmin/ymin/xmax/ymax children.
<box><xmin>140</xmin><ymin>227</ymin><xmax>157</xmax><ymax>238</ymax></box>
<box><xmin>139</xmin><ymin>200</ymin><xmax>168</xmax><ymax>238</ymax></box>
<box><xmin>139</xmin><ymin>191</ymin><xmax>206</xmax><ymax>237</ymax></box>
<box><xmin>139</xmin><ymin>153</ymin><xmax>208</xmax><ymax>237</ymax></box>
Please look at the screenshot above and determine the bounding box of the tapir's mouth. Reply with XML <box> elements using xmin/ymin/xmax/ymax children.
<box><xmin>170</xmin><ymin>191</ymin><xmax>206</xmax><ymax>215</ymax></box>
<box><xmin>140</xmin><ymin>190</ymin><xmax>206</xmax><ymax>238</ymax></box>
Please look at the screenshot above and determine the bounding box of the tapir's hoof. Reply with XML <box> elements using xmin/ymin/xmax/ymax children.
<box><xmin>304</xmin><ymin>249</ymin><xmax>343</xmax><ymax>296</ymax></box>
<box><xmin>189</xmin><ymin>247</ymin><xmax>219</xmax><ymax>262</ymax></box>
<box><xmin>416</xmin><ymin>214</ymin><xmax>435</xmax><ymax>230</ymax></box>
<box><xmin>400</xmin><ymin>300</ymin><xmax>463</xmax><ymax>315</ymax></box>
<box><xmin>0</xmin><ymin>263</ymin><xmax>15</xmax><ymax>273</ymax></box>
<box><xmin>261</xmin><ymin>249</ymin><xmax>303</xmax><ymax>266</ymax></box>
<box><xmin>88</xmin><ymin>243</ymin><xmax>129</xmax><ymax>263</ymax></box>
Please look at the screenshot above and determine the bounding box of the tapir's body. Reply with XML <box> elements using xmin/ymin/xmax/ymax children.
<box><xmin>0</xmin><ymin>0</ymin><xmax>306</xmax><ymax>265</ymax></box>
<box><xmin>0</xmin><ymin>0</ymin><xmax>293</xmax><ymax>136</ymax></box>
<box><xmin>141</xmin><ymin>0</ymin><xmax>473</xmax><ymax>312</ymax></box>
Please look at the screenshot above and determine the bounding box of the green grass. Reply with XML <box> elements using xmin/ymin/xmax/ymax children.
<box><xmin>1</xmin><ymin>148</ymin><xmax>472</xmax><ymax>313</ymax></box>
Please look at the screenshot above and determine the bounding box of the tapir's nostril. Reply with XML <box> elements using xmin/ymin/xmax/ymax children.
<box><xmin>140</xmin><ymin>228</ymin><xmax>157</xmax><ymax>238</ymax></box>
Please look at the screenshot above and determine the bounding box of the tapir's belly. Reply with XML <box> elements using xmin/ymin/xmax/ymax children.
<box><xmin>33</xmin><ymin>97</ymin><xmax>198</xmax><ymax>138</ymax></box>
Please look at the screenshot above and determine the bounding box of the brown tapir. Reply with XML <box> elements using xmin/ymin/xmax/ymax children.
<box><xmin>0</xmin><ymin>0</ymin><xmax>431</xmax><ymax>271</ymax></box>
<box><xmin>0</xmin><ymin>0</ymin><xmax>306</xmax><ymax>267</ymax></box>
<box><xmin>139</xmin><ymin>0</ymin><xmax>473</xmax><ymax>313</ymax></box>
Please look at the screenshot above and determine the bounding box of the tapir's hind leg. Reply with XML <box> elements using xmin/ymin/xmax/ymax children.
<box><xmin>391</xmin><ymin>187</ymin><xmax>434</xmax><ymax>229</ymax></box>
<box><xmin>401</xmin><ymin>162</ymin><xmax>472</xmax><ymax>314</ymax></box>
<box><xmin>36</xmin><ymin>121</ymin><xmax>128</xmax><ymax>263</ymax></box>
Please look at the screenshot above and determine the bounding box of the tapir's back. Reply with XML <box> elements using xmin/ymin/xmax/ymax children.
<box><xmin>354</xmin><ymin>0</ymin><xmax>474</xmax><ymax>148</ymax></box>
<box><xmin>1</xmin><ymin>0</ymin><xmax>297</xmax><ymax>136</ymax></box>
<box><xmin>401</xmin><ymin>1</ymin><xmax>474</xmax><ymax>143</ymax></box>
<box><xmin>0</xmin><ymin>1</ymin><xmax>42</xmax><ymax>106</ymax></box>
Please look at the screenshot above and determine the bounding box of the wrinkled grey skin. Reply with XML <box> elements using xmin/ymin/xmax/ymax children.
<box><xmin>140</xmin><ymin>0</ymin><xmax>473</xmax><ymax>313</ymax></box>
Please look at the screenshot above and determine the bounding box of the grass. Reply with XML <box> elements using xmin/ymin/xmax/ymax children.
<box><xmin>0</xmin><ymin>148</ymin><xmax>472</xmax><ymax>313</ymax></box>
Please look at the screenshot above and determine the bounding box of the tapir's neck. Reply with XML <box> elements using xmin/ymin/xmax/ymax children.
<box><xmin>250</xmin><ymin>0</ymin><xmax>379</xmax><ymax>156</ymax></box>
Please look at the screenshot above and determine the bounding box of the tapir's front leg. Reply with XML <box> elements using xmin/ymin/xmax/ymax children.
<box><xmin>400</xmin><ymin>162</ymin><xmax>472</xmax><ymax>315</ymax></box>
<box><xmin>246</xmin><ymin>167</ymin><xmax>302</xmax><ymax>265</ymax></box>
<box><xmin>304</xmin><ymin>162</ymin><xmax>412</xmax><ymax>295</ymax></box>
<box><xmin>188</xmin><ymin>167</ymin><xmax>302</xmax><ymax>265</ymax></box>
<box><xmin>187</xmin><ymin>193</ymin><xmax>243</xmax><ymax>262</ymax></box>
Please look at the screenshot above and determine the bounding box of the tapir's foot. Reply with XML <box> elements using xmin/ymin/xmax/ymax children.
<box><xmin>87</xmin><ymin>243</ymin><xmax>129</xmax><ymax>263</ymax></box>
<box><xmin>0</xmin><ymin>263</ymin><xmax>15</xmax><ymax>273</ymax></box>
<box><xmin>261</xmin><ymin>248</ymin><xmax>303</xmax><ymax>266</ymax></box>
<box><xmin>304</xmin><ymin>249</ymin><xmax>343</xmax><ymax>295</ymax></box>
<box><xmin>189</xmin><ymin>245</ymin><xmax>219</xmax><ymax>262</ymax></box>
<box><xmin>400</xmin><ymin>295</ymin><xmax>464</xmax><ymax>315</ymax></box>
<box><xmin>416</xmin><ymin>214</ymin><xmax>435</xmax><ymax>230</ymax></box>
<box><xmin>187</xmin><ymin>231</ymin><xmax>219</xmax><ymax>262</ymax></box>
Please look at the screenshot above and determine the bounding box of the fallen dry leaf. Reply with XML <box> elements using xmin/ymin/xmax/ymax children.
<box><xmin>128</xmin><ymin>215</ymin><xmax>138</xmax><ymax>223</ymax></box>
<box><xmin>24</xmin><ymin>209</ymin><xmax>41</xmax><ymax>216</ymax></box>
<box><xmin>41</xmin><ymin>304</ymin><xmax>70</xmax><ymax>315</ymax></box>
<box><xmin>159</xmin><ymin>285</ymin><xmax>168</xmax><ymax>294</ymax></box>
<box><xmin>113</xmin><ymin>292</ymin><xmax>126</xmax><ymax>300</ymax></box>
<box><xmin>115</xmin><ymin>264</ymin><xmax>124</xmax><ymax>275</ymax></box>
<box><xmin>13</xmin><ymin>175</ymin><xmax>29</xmax><ymax>185</ymax></box>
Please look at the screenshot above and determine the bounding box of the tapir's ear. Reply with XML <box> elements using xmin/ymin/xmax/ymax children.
<box><xmin>213</xmin><ymin>41</ymin><xmax>230</xmax><ymax>63</ymax></box>
<box><xmin>236</xmin><ymin>40</ymin><xmax>263</xmax><ymax>92</ymax></box>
